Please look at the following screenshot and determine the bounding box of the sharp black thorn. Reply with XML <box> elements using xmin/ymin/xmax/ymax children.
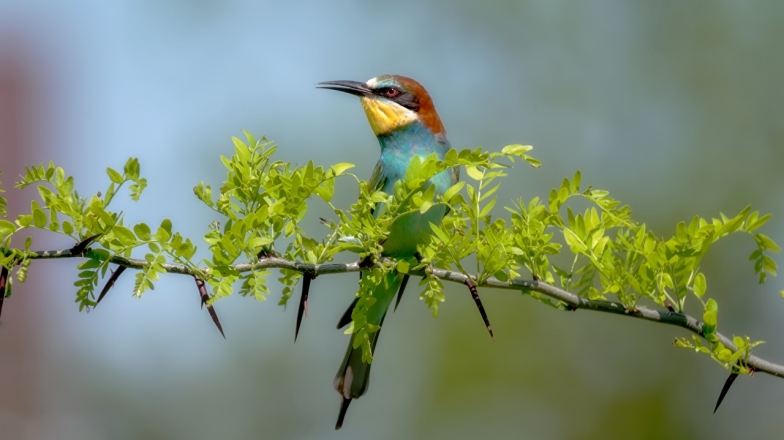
<box><xmin>194</xmin><ymin>276</ymin><xmax>225</xmax><ymax>338</ymax></box>
<box><xmin>393</xmin><ymin>274</ymin><xmax>410</xmax><ymax>312</ymax></box>
<box><xmin>0</xmin><ymin>266</ymin><xmax>7</xmax><ymax>319</ymax></box>
<box><xmin>295</xmin><ymin>273</ymin><xmax>313</xmax><ymax>342</ymax></box>
<box><xmin>714</xmin><ymin>372</ymin><xmax>739</xmax><ymax>413</ymax></box>
<box><xmin>464</xmin><ymin>277</ymin><xmax>494</xmax><ymax>340</ymax></box>
<box><xmin>96</xmin><ymin>265</ymin><xmax>126</xmax><ymax>305</ymax></box>
<box><xmin>198</xmin><ymin>278</ymin><xmax>206</xmax><ymax>309</ymax></box>
<box><xmin>207</xmin><ymin>304</ymin><xmax>225</xmax><ymax>339</ymax></box>
<box><xmin>256</xmin><ymin>247</ymin><xmax>278</xmax><ymax>260</ymax></box>
<box><xmin>337</xmin><ymin>297</ymin><xmax>358</xmax><ymax>329</ymax></box>
<box><xmin>358</xmin><ymin>255</ymin><xmax>374</xmax><ymax>269</ymax></box>
<box><xmin>335</xmin><ymin>397</ymin><xmax>352</xmax><ymax>430</ymax></box>
<box><xmin>71</xmin><ymin>233</ymin><xmax>102</xmax><ymax>256</ymax></box>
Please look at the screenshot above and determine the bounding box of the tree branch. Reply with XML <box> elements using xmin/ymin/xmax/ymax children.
<box><xmin>19</xmin><ymin>247</ymin><xmax>784</xmax><ymax>379</ymax></box>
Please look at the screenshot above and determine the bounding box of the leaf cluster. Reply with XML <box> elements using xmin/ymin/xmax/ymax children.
<box><xmin>0</xmin><ymin>132</ymin><xmax>780</xmax><ymax>372</ymax></box>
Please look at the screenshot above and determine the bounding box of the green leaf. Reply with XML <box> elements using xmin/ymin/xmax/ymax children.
<box><xmin>106</xmin><ymin>168</ymin><xmax>124</xmax><ymax>184</ymax></box>
<box><xmin>755</xmin><ymin>234</ymin><xmax>781</xmax><ymax>253</ymax></box>
<box><xmin>465</xmin><ymin>165</ymin><xmax>484</xmax><ymax>181</ymax></box>
<box><xmin>159</xmin><ymin>218</ymin><xmax>172</xmax><ymax>235</ymax></box>
<box><xmin>693</xmin><ymin>272</ymin><xmax>706</xmax><ymax>298</ymax></box>
<box><xmin>233</xmin><ymin>137</ymin><xmax>251</xmax><ymax>162</ymax></box>
<box><xmin>523</xmin><ymin>155</ymin><xmax>541</xmax><ymax>168</ymax></box>
<box><xmin>570</xmin><ymin>170</ymin><xmax>581</xmax><ymax>193</ymax></box>
<box><xmin>248</xmin><ymin>237</ymin><xmax>273</xmax><ymax>248</ymax></box>
<box><xmin>405</xmin><ymin>156</ymin><xmax>422</xmax><ymax>183</ymax></box>
<box><xmin>747</xmin><ymin>213</ymin><xmax>771</xmax><ymax>232</ymax></box>
<box><xmin>443</xmin><ymin>181</ymin><xmax>465</xmax><ymax>202</ymax></box>
<box><xmin>16</xmin><ymin>215</ymin><xmax>31</xmax><ymax>227</ymax></box>
<box><xmin>501</xmin><ymin>144</ymin><xmax>533</xmax><ymax>157</ymax></box>
<box><xmin>314</xmin><ymin>178</ymin><xmax>335</xmax><ymax>202</ymax></box>
<box><xmin>0</xmin><ymin>220</ymin><xmax>15</xmax><ymax>234</ymax></box>
<box><xmin>703</xmin><ymin>311</ymin><xmax>717</xmax><ymax>327</ymax></box>
<box><xmin>429</xmin><ymin>222</ymin><xmax>451</xmax><ymax>244</ymax></box>
<box><xmin>478</xmin><ymin>198</ymin><xmax>496</xmax><ymax>217</ymax></box>
<box><xmin>134</xmin><ymin>223</ymin><xmax>151</xmax><ymax>241</ymax></box>
<box><xmin>113</xmin><ymin>226</ymin><xmax>137</xmax><ymax>244</ymax></box>
<box><xmin>563</xmin><ymin>228</ymin><xmax>587</xmax><ymax>253</ymax></box>
<box><xmin>32</xmin><ymin>202</ymin><xmax>47</xmax><ymax>228</ymax></box>
<box><xmin>78</xmin><ymin>258</ymin><xmax>102</xmax><ymax>270</ymax></box>
<box><xmin>331</xmin><ymin>163</ymin><xmax>355</xmax><ymax>176</ymax></box>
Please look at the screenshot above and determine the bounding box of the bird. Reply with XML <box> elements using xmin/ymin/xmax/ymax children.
<box><xmin>317</xmin><ymin>75</ymin><xmax>458</xmax><ymax>429</ymax></box>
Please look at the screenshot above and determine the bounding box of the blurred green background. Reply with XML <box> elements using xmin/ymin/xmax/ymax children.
<box><xmin>1</xmin><ymin>1</ymin><xmax>783</xmax><ymax>439</ymax></box>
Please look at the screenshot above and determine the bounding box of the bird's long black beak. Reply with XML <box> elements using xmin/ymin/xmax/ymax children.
<box><xmin>316</xmin><ymin>80</ymin><xmax>372</xmax><ymax>97</ymax></box>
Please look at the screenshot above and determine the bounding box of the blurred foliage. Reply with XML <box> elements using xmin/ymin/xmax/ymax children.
<box><xmin>0</xmin><ymin>131</ymin><xmax>779</xmax><ymax>376</ymax></box>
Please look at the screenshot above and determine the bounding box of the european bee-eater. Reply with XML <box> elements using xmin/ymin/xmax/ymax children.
<box><xmin>317</xmin><ymin>75</ymin><xmax>458</xmax><ymax>429</ymax></box>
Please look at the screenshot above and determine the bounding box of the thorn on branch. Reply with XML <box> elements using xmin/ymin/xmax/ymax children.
<box><xmin>393</xmin><ymin>274</ymin><xmax>410</xmax><ymax>312</ymax></box>
<box><xmin>358</xmin><ymin>255</ymin><xmax>375</xmax><ymax>269</ymax></box>
<box><xmin>0</xmin><ymin>266</ymin><xmax>8</xmax><ymax>319</ymax></box>
<box><xmin>295</xmin><ymin>273</ymin><xmax>314</xmax><ymax>342</ymax></box>
<box><xmin>96</xmin><ymin>266</ymin><xmax>126</xmax><ymax>306</ymax></box>
<box><xmin>664</xmin><ymin>299</ymin><xmax>676</xmax><ymax>313</ymax></box>
<box><xmin>194</xmin><ymin>275</ymin><xmax>225</xmax><ymax>338</ymax></box>
<box><xmin>337</xmin><ymin>297</ymin><xmax>358</xmax><ymax>329</ymax></box>
<box><xmin>256</xmin><ymin>247</ymin><xmax>278</xmax><ymax>260</ymax></box>
<box><xmin>464</xmin><ymin>277</ymin><xmax>494</xmax><ymax>340</ymax></box>
<box><xmin>71</xmin><ymin>233</ymin><xmax>102</xmax><ymax>257</ymax></box>
<box><xmin>714</xmin><ymin>371</ymin><xmax>739</xmax><ymax>413</ymax></box>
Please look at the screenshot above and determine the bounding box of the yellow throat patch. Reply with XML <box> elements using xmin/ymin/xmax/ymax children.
<box><xmin>360</xmin><ymin>97</ymin><xmax>418</xmax><ymax>136</ymax></box>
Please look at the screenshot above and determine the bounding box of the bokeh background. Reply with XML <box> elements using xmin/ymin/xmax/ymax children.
<box><xmin>1</xmin><ymin>1</ymin><xmax>783</xmax><ymax>439</ymax></box>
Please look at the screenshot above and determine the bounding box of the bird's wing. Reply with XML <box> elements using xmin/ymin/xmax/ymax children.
<box><xmin>368</xmin><ymin>161</ymin><xmax>387</xmax><ymax>194</ymax></box>
<box><xmin>367</xmin><ymin>161</ymin><xmax>387</xmax><ymax>217</ymax></box>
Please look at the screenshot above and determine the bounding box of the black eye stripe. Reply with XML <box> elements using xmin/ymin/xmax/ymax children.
<box><xmin>373</xmin><ymin>87</ymin><xmax>419</xmax><ymax>111</ymax></box>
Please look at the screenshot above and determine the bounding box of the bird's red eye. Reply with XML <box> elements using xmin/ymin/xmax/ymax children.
<box><xmin>384</xmin><ymin>87</ymin><xmax>400</xmax><ymax>98</ymax></box>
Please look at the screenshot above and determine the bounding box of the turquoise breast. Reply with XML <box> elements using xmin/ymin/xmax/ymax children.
<box><xmin>374</xmin><ymin>121</ymin><xmax>454</xmax><ymax>257</ymax></box>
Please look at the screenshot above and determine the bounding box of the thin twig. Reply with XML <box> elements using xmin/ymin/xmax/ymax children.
<box><xmin>17</xmin><ymin>248</ymin><xmax>784</xmax><ymax>379</ymax></box>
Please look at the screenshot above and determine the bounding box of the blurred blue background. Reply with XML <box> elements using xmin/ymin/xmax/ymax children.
<box><xmin>1</xmin><ymin>1</ymin><xmax>783</xmax><ymax>439</ymax></box>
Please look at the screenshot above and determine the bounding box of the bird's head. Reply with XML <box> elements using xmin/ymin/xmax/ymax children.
<box><xmin>317</xmin><ymin>75</ymin><xmax>445</xmax><ymax>136</ymax></box>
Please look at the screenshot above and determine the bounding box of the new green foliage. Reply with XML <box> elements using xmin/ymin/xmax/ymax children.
<box><xmin>0</xmin><ymin>158</ymin><xmax>195</xmax><ymax>310</ymax></box>
<box><xmin>0</xmin><ymin>170</ymin><xmax>6</xmax><ymax>217</ymax></box>
<box><xmin>193</xmin><ymin>132</ymin><xmax>353</xmax><ymax>304</ymax></box>
<box><xmin>0</xmin><ymin>131</ymin><xmax>779</xmax><ymax>373</ymax></box>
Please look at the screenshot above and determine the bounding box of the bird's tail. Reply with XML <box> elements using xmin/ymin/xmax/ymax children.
<box><xmin>333</xmin><ymin>271</ymin><xmax>403</xmax><ymax>430</ymax></box>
